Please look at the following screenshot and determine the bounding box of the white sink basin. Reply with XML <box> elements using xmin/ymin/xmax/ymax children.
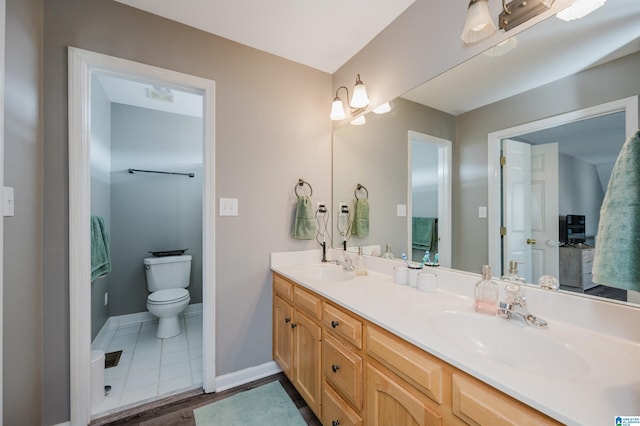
<box><xmin>428</xmin><ymin>310</ymin><xmax>591</xmax><ymax>380</ymax></box>
<box><xmin>296</xmin><ymin>263</ymin><xmax>356</xmax><ymax>282</ymax></box>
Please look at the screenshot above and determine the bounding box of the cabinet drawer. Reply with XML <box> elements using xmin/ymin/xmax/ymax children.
<box><xmin>323</xmin><ymin>303</ymin><xmax>363</xmax><ymax>349</ymax></box>
<box><xmin>452</xmin><ymin>374</ymin><xmax>560</xmax><ymax>426</ymax></box>
<box><xmin>273</xmin><ymin>274</ymin><xmax>293</xmax><ymax>302</ymax></box>
<box><xmin>323</xmin><ymin>332</ymin><xmax>363</xmax><ymax>409</ymax></box>
<box><xmin>294</xmin><ymin>286</ymin><xmax>322</xmax><ymax>321</ymax></box>
<box><xmin>366</xmin><ymin>326</ymin><xmax>443</xmax><ymax>404</ymax></box>
<box><xmin>322</xmin><ymin>382</ymin><xmax>362</xmax><ymax>426</ymax></box>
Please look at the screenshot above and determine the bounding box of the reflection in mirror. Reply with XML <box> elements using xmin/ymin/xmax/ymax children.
<box><xmin>332</xmin><ymin>98</ymin><xmax>454</xmax><ymax>264</ymax></box>
<box><xmin>332</xmin><ymin>0</ymin><xmax>640</xmax><ymax>306</ymax></box>
<box><xmin>489</xmin><ymin>97</ymin><xmax>638</xmax><ymax>303</ymax></box>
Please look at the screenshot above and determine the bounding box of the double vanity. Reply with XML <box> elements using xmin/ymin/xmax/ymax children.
<box><xmin>271</xmin><ymin>249</ymin><xmax>640</xmax><ymax>425</ymax></box>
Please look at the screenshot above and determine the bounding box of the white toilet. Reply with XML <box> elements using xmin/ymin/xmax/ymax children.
<box><xmin>144</xmin><ymin>254</ymin><xmax>192</xmax><ymax>339</ymax></box>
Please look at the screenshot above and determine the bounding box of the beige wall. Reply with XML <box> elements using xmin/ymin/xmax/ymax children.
<box><xmin>41</xmin><ymin>0</ymin><xmax>331</xmax><ymax>423</ymax></box>
<box><xmin>4</xmin><ymin>0</ymin><xmax>44</xmax><ymax>424</ymax></box>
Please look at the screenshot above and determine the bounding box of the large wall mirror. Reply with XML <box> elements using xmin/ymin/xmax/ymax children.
<box><xmin>332</xmin><ymin>0</ymin><xmax>640</xmax><ymax>305</ymax></box>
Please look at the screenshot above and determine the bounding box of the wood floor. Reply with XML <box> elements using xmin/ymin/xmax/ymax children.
<box><xmin>92</xmin><ymin>373</ymin><xmax>322</xmax><ymax>426</ymax></box>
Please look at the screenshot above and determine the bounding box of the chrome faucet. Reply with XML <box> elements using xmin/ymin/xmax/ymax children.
<box><xmin>339</xmin><ymin>251</ymin><xmax>356</xmax><ymax>272</ymax></box>
<box><xmin>498</xmin><ymin>284</ymin><xmax>548</xmax><ymax>328</ymax></box>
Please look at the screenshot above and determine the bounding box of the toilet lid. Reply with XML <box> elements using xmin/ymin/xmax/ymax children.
<box><xmin>148</xmin><ymin>288</ymin><xmax>189</xmax><ymax>304</ymax></box>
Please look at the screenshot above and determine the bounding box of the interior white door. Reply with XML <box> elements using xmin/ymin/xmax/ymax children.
<box><xmin>530</xmin><ymin>143</ymin><xmax>559</xmax><ymax>283</ymax></box>
<box><xmin>502</xmin><ymin>139</ymin><xmax>532</xmax><ymax>281</ymax></box>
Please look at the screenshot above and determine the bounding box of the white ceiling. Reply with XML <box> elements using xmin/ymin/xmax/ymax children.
<box><xmin>113</xmin><ymin>0</ymin><xmax>415</xmax><ymax>74</ymax></box>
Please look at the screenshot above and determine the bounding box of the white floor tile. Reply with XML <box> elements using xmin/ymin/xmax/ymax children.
<box><xmin>119</xmin><ymin>384</ymin><xmax>158</xmax><ymax>406</ymax></box>
<box><xmin>129</xmin><ymin>355</ymin><xmax>161</xmax><ymax>373</ymax></box>
<box><xmin>124</xmin><ymin>368</ymin><xmax>159</xmax><ymax>391</ymax></box>
<box><xmin>114</xmin><ymin>323</ymin><xmax>141</xmax><ymax>337</ymax></box>
<box><xmin>94</xmin><ymin>313</ymin><xmax>204</xmax><ymax>418</ymax></box>
<box><xmin>160</xmin><ymin>361</ymin><xmax>191</xmax><ymax>381</ymax></box>
<box><xmin>158</xmin><ymin>375</ymin><xmax>192</xmax><ymax>396</ymax></box>
<box><xmin>161</xmin><ymin>349</ymin><xmax>190</xmax><ymax>366</ymax></box>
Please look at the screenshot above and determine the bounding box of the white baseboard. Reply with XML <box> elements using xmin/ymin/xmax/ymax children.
<box><xmin>53</xmin><ymin>422</ymin><xmax>71</xmax><ymax>426</ymax></box>
<box><xmin>214</xmin><ymin>361</ymin><xmax>282</xmax><ymax>392</ymax></box>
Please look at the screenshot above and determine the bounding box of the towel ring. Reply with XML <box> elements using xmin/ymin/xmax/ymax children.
<box><xmin>295</xmin><ymin>179</ymin><xmax>313</xmax><ymax>198</ymax></box>
<box><xmin>354</xmin><ymin>183</ymin><xmax>368</xmax><ymax>200</ymax></box>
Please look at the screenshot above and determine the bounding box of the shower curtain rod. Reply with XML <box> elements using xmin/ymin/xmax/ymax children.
<box><xmin>128</xmin><ymin>168</ymin><xmax>195</xmax><ymax>178</ymax></box>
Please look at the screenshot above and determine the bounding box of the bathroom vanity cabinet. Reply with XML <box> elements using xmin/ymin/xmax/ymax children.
<box><xmin>272</xmin><ymin>272</ymin><xmax>562</xmax><ymax>426</ymax></box>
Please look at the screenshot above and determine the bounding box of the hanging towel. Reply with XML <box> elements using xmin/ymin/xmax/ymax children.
<box><xmin>91</xmin><ymin>215</ymin><xmax>111</xmax><ymax>281</ymax></box>
<box><xmin>412</xmin><ymin>217</ymin><xmax>438</xmax><ymax>252</ymax></box>
<box><xmin>592</xmin><ymin>130</ymin><xmax>640</xmax><ymax>291</ymax></box>
<box><xmin>351</xmin><ymin>198</ymin><xmax>369</xmax><ymax>238</ymax></box>
<box><xmin>292</xmin><ymin>195</ymin><xmax>316</xmax><ymax>240</ymax></box>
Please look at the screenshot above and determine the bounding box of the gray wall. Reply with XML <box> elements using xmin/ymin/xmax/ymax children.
<box><xmin>333</xmin><ymin>97</ymin><xmax>454</xmax><ymax>257</ymax></box>
<box><xmin>42</xmin><ymin>0</ymin><xmax>331</xmax><ymax>424</ymax></box>
<box><xmin>453</xmin><ymin>52</ymin><xmax>640</xmax><ymax>273</ymax></box>
<box><xmin>110</xmin><ymin>104</ymin><xmax>203</xmax><ymax>316</ymax></box>
<box><xmin>90</xmin><ymin>77</ymin><xmax>112</xmax><ymax>339</ymax></box>
<box><xmin>4</xmin><ymin>0</ymin><xmax>44</xmax><ymax>425</ymax></box>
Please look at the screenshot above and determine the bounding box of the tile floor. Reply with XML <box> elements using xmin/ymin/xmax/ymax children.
<box><xmin>93</xmin><ymin>312</ymin><xmax>203</xmax><ymax>416</ymax></box>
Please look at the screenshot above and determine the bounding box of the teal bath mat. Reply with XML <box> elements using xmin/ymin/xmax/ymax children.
<box><xmin>193</xmin><ymin>381</ymin><xmax>306</xmax><ymax>426</ymax></box>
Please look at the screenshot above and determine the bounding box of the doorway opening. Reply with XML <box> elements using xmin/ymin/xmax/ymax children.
<box><xmin>407</xmin><ymin>131</ymin><xmax>452</xmax><ymax>267</ymax></box>
<box><xmin>68</xmin><ymin>47</ymin><xmax>216</xmax><ymax>424</ymax></box>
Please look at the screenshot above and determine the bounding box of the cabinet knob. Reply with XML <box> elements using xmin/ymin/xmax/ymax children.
<box><xmin>332</xmin><ymin>421</ymin><xmax>340</xmax><ymax>426</ymax></box>
<box><xmin>331</xmin><ymin>364</ymin><xmax>340</xmax><ymax>373</ymax></box>
<box><xmin>331</xmin><ymin>320</ymin><xmax>340</xmax><ymax>328</ymax></box>
<box><xmin>526</xmin><ymin>238</ymin><xmax>537</xmax><ymax>245</ymax></box>
<box><xmin>291</xmin><ymin>323</ymin><xmax>297</xmax><ymax>329</ymax></box>
<box><xmin>284</xmin><ymin>317</ymin><xmax>291</xmax><ymax>323</ymax></box>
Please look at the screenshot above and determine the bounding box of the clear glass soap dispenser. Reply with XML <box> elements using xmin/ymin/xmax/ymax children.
<box><xmin>355</xmin><ymin>246</ymin><xmax>368</xmax><ymax>276</ymax></box>
<box><xmin>474</xmin><ymin>265</ymin><xmax>498</xmax><ymax>315</ymax></box>
<box><xmin>382</xmin><ymin>243</ymin><xmax>394</xmax><ymax>259</ymax></box>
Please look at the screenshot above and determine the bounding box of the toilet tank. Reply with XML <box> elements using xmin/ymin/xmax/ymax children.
<box><xmin>144</xmin><ymin>255</ymin><xmax>192</xmax><ymax>292</ymax></box>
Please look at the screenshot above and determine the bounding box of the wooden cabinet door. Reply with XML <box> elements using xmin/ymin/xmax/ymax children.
<box><xmin>273</xmin><ymin>295</ymin><xmax>293</xmax><ymax>377</ymax></box>
<box><xmin>366</xmin><ymin>365</ymin><xmax>442</xmax><ymax>426</ymax></box>
<box><xmin>293</xmin><ymin>309</ymin><xmax>322</xmax><ymax>419</ymax></box>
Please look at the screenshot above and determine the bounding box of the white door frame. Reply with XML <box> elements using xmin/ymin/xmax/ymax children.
<box><xmin>68</xmin><ymin>47</ymin><xmax>216</xmax><ymax>424</ymax></box>
<box><xmin>407</xmin><ymin>131</ymin><xmax>452</xmax><ymax>268</ymax></box>
<box><xmin>488</xmin><ymin>96</ymin><xmax>639</xmax><ymax>278</ymax></box>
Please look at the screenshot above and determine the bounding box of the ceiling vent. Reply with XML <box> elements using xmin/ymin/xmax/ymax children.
<box><xmin>146</xmin><ymin>86</ymin><xmax>175</xmax><ymax>103</ymax></box>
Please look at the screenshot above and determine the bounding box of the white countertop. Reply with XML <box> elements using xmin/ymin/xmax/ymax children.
<box><xmin>271</xmin><ymin>249</ymin><xmax>640</xmax><ymax>426</ymax></box>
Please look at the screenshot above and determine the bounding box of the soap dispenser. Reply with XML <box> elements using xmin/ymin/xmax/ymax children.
<box><xmin>355</xmin><ymin>246</ymin><xmax>368</xmax><ymax>276</ymax></box>
<box><xmin>381</xmin><ymin>243</ymin><xmax>394</xmax><ymax>259</ymax></box>
<box><xmin>501</xmin><ymin>260</ymin><xmax>526</xmax><ymax>283</ymax></box>
<box><xmin>474</xmin><ymin>265</ymin><xmax>498</xmax><ymax>315</ymax></box>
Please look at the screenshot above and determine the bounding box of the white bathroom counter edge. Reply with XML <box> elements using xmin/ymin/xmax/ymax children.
<box><xmin>271</xmin><ymin>249</ymin><xmax>640</xmax><ymax>426</ymax></box>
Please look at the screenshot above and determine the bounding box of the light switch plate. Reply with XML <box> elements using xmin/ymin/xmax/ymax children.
<box><xmin>3</xmin><ymin>186</ymin><xmax>14</xmax><ymax>217</ymax></box>
<box><xmin>219</xmin><ymin>198</ymin><xmax>238</xmax><ymax>216</ymax></box>
<box><xmin>478</xmin><ymin>206</ymin><xmax>487</xmax><ymax>218</ymax></box>
<box><xmin>397</xmin><ymin>204</ymin><xmax>407</xmax><ymax>217</ymax></box>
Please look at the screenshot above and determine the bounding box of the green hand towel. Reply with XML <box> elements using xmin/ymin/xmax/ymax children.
<box><xmin>412</xmin><ymin>217</ymin><xmax>438</xmax><ymax>252</ymax></box>
<box><xmin>91</xmin><ymin>215</ymin><xmax>111</xmax><ymax>281</ymax></box>
<box><xmin>292</xmin><ymin>195</ymin><xmax>316</xmax><ymax>240</ymax></box>
<box><xmin>351</xmin><ymin>198</ymin><xmax>369</xmax><ymax>238</ymax></box>
<box><xmin>592</xmin><ymin>130</ymin><xmax>640</xmax><ymax>291</ymax></box>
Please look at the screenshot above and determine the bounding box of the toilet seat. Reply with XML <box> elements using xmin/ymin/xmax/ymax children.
<box><xmin>147</xmin><ymin>288</ymin><xmax>189</xmax><ymax>304</ymax></box>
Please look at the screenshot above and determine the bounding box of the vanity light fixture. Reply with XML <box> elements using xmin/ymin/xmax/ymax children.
<box><xmin>483</xmin><ymin>36</ymin><xmax>518</xmax><ymax>56</ymax></box>
<box><xmin>462</xmin><ymin>0</ymin><xmax>555</xmax><ymax>44</ymax></box>
<box><xmin>350</xmin><ymin>115</ymin><xmax>367</xmax><ymax>126</ymax></box>
<box><xmin>499</xmin><ymin>0</ymin><xmax>555</xmax><ymax>31</ymax></box>
<box><xmin>556</xmin><ymin>0</ymin><xmax>606</xmax><ymax>21</ymax></box>
<box><xmin>330</xmin><ymin>74</ymin><xmax>370</xmax><ymax>121</ymax></box>
<box><xmin>461</xmin><ymin>0</ymin><xmax>497</xmax><ymax>44</ymax></box>
<box><xmin>373</xmin><ymin>102</ymin><xmax>391</xmax><ymax>114</ymax></box>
